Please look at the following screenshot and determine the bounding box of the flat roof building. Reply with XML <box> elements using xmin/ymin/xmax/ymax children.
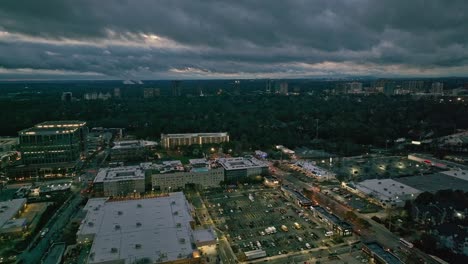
<box><xmin>110</xmin><ymin>140</ymin><xmax>157</xmax><ymax>162</ymax></box>
<box><xmin>149</xmin><ymin>159</ymin><xmax>224</xmax><ymax>191</ymax></box>
<box><xmin>18</xmin><ymin>121</ymin><xmax>88</xmax><ymax>166</ymax></box>
<box><xmin>0</xmin><ymin>198</ymin><xmax>27</xmax><ymax>236</ymax></box>
<box><xmin>77</xmin><ymin>193</ymin><xmax>206</xmax><ymax>264</ymax></box>
<box><xmin>355</xmin><ymin>179</ymin><xmax>421</xmax><ymax>208</ymax></box>
<box><xmin>395</xmin><ymin>172</ymin><xmax>468</xmax><ymax>193</ymax></box>
<box><xmin>362</xmin><ymin>242</ymin><xmax>403</xmax><ymax>264</ymax></box>
<box><xmin>217</xmin><ymin>157</ymin><xmax>268</xmax><ymax>183</ymax></box>
<box><xmin>161</xmin><ymin>133</ymin><xmax>229</xmax><ymax>149</ymax></box>
<box><xmin>281</xmin><ymin>185</ymin><xmax>313</xmax><ymax>207</ymax></box>
<box><xmin>293</xmin><ymin>160</ymin><xmax>336</xmax><ymax>181</ymax></box>
<box><xmin>93</xmin><ymin>165</ymin><xmax>146</xmax><ymax>197</ymax></box>
<box><xmin>310</xmin><ymin>205</ymin><xmax>352</xmax><ymax>236</ymax></box>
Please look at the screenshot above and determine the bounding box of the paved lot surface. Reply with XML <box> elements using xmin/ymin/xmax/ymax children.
<box><xmin>201</xmin><ymin>187</ymin><xmax>347</xmax><ymax>262</ymax></box>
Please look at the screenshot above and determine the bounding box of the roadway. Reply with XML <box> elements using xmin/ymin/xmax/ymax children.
<box><xmin>18</xmin><ymin>149</ymin><xmax>105</xmax><ymax>264</ymax></box>
<box><xmin>19</xmin><ymin>193</ymin><xmax>82</xmax><ymax>264</ymax></box>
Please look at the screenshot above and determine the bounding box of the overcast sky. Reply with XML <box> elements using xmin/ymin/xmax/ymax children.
<box><xmin>0</xmin><ymin>0</ymin><xmax>467</xmax><ymax>80</ymax></box>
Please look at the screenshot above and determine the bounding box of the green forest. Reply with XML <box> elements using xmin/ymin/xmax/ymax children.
<box><xmin>1</xmin><ymin>92</ymin><xmax>467</xmax><ymax>155</ymax></box>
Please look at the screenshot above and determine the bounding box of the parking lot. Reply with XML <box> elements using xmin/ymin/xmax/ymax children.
<box><xmin>326</xmin><ymin>155</ymin><xmax>435</xmax><ymax>181</ymax></box>
<box><xmin>201</xmin><ymin>187</ymin><xmax>340</xmax><ymax>261</ymax></box>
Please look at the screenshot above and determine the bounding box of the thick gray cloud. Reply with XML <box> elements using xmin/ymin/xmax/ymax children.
<box><xmin>0</xmin><ymin>0</ymin><xmax>467</xmax><ymax>79</ymax></box>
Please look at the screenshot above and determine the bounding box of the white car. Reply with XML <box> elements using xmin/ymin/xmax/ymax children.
<box><xmin>40</xmin><ymin>228</ymin><xmax>49</xmax><ymax>237</ymax></box>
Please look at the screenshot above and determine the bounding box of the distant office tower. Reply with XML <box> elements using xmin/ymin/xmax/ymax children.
<box><xmin>143</xmin><ymin>88</ymin><xmax>160</xmax><ymax>98</ymax></box>
<box><xmin>431</xmin><ymin>82</ymin><xmax>444</xmax><ymax>94</ymax></box>
<box><xmin>404</xmin><ymin>80</ymin><xmax>424</xmax><ymax>93</ymax></box>
<box><xmin>161</xmin><ymin>132</ymin><xmax>229</xmax><ymax>149</ymax></box>
<box><xmin>279</xmin><ymin>82</ymin><xmax>288</xmax><ymax>95</ymax></box>
<box><xmin>113</xmin><ymin>88</ymin><xmax>121</xmax><ymax>98</ymax></box>
<box><xmin>144</xmin><ymin>88</ymin><xmax>154</xmax><ymax>98</ymax></box>
<box><xmin>61</xmin><ymin>92</ymin><xmax>72</xmax><ymax>102</ymax></box>
<box><xmin>347</xmin><ymin>82</ymin><xmax>363</xmax><ymax>94</ymax></box>
<box><xmin>266</xmin><ymin>79</ymin><xmax>272</xmax><ymax>93</ymax></box>
<box><xmin>19</xmin><ymin>121</ymin><xmax>88</xmax><ymax>165</ymax></box>
<box><xmin>171</xmin><ymin>80</ymin><xmax>182</xmax><ymax>96</ymax></box>
<box><xmin>384</xmin><ymin>81</ymin><xmax>396</xmax><ymax>96</ymax></box>
<box><xmin>234</xmin><ymin>80</ymin><xmax>240</xmax><ymax>95</ymax></box>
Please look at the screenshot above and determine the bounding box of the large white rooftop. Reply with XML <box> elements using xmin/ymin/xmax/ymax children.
<box><xmin>78</xmin><ymin>193</ymin><xmax>196</xmax><ymax>264</ymax></box>
<box><xmin>356</xmin><ymin>179</ymin><xmax>421</xmax><ymax>202</ymax></box>
<box><xmin>0</xmin><ymin>198</ymin><xmax>26</xmax><ymax>229</ymax></box>
<box><xmin>94</xmin><ymin>165</ymin><xmax>145</xmax><ymax>183</ymax></box>
<box><xmin>217</xmin><ymin>157</ymin><xmax>267</xmax><ymax>170</ymax></box>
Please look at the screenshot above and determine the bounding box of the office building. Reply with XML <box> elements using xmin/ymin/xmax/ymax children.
<box><xmin>110</xmin><ymin>140</ymin><xmax>157</xmax><ymax>162</ymax></box>
<box><xmin>18</xmin><ymin>121</ymin><xmax>88</xmax><ymax>165</ymax></box>
<box><xmin>77</xmin><ymin>193</ymin><xmax>214</xmax><ymax>264</ymax></box>
<box><xmin>234</xmin><ymin>80</ymin><xmax>240</xmax><ymax>95</ymax></box>
<box><xmin>346</xmin><ymin>82</ymin><xmax>363</xmax><ymax>94</ymax></box>
<box><xmin>279</xmin><ymin>82</ymin><xmax>288</xmax><ymax>95</ymax></box>
<box><xmin>431</xmin><ymin>82</ymin><xmax>444</xmax><ymax>95</ymax></box>
<box><xmin>161</xmin><ymin>133</ymin><xmax>229</xmax><ymax>149</ymax></box>
<box><xmin>93</xmin><ymin>165</ymin><xmax>146</xmax><ymax>197</ymax></box>
<box><xmin>217</xmin><ymin>156</ymin><xmax>268</xmax><ymax>183</ymax></box>
<box><xmin>61</xmin><ymin>92</ymin><xmax>73</xmax><ymax>102</ymax></box>
<box><xmin>150</xmin><ymin>159</ymin><xmax>224</xmax><ymax>191</ymax></box>
<box><xmin>404</xmin><ymin>80</ymin><xmax>424</xmax><ymax>93</ymax></box>
<box><xmin>113</xmin><ymin>88</ymin><xmax>121</xmax><ymax>98</ymax></box>
<box><xmin>143</xmin><ymin>88</ymin><xmax>160</xmax><ymax>98</ymax></box>
<box><xmin>86</xmin><ymin>131</ymin><xmax>112</xmax><ymax>156</ymax></box>
<box><xmin>265</xmin><ymin>79</ymin><xmax>272</xmax><ymax>93</ymax></box>
<box><xmin>171</xmin><ymin>80</ymin><xmax>182</xmax><ymax>96</ymax></box>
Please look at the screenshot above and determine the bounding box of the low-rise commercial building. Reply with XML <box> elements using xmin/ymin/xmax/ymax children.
<box><xmin>354</xmin><ymin>179</ymin><xmax>421</xmax><ymax>208</ymax></box>
<box><xmin>0</xmin><ymin>198</ymin><xmax>27</xmax><ymax>237</ymax></box>
<box><xmin>362</xmin><ymin>242</ymin><xmax>403</xmax><ymax>264</ymax></box>
<box><xmin>293</xmin><ymin>160</ymin><xmax>336</xmax><ymax>181</ymax></box>
<box><xmin>161</xmin><ymin>133</ymin><xmax>229</xmax><ymax>149</ymax></box>
<box><xmin>110</xmin><ymin>140</ymin><xmax>157</xmax><ymax>162</ymax></box>
<box><xmin>217</xmin><ymin>156</ymin><xmax>268</xmax><ymax>183</ymax></box>
<box><xmin>77</xmin><ymin>193</ymin><xmax>212</xmax><ymax>264</ymax></box>
<box><xmin>281</xmin><ymin>185</ymin><xmax>313</xmax><ymax>207</ymax></box>
<box><xmin>93</xmin><ymin>165</ymin><xmax>146</xmax><ymax>197</ymax></box>
<box><xmin>149</xmin><ymin>159</ymin><xmax>224</xmax><ymax>190</ymax></box>
<box><xmin>310</xmin><ymin>205</ymin><xmax>352</xmax><ymax>236</ymax></box>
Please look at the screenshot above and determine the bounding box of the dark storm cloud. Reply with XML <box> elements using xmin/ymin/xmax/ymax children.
<box><xmin>0</xmin><ymin>0</ymin><xmax>467</xmax><ymax>79</ymax></box>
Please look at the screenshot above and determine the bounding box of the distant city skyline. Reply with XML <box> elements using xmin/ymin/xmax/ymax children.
<box><xmin>1</xmin><ymin>0</ymin><xmax>467</xmax><ymax>80</ymax></box>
